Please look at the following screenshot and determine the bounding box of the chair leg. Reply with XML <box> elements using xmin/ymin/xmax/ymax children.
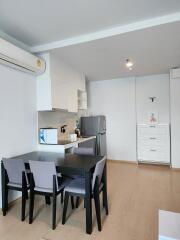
<box><xmin>71</xmin><ymin>196</ymin><xmax>74</xmax><ymax>209</ymax></box>
<box><xmin>2</xmin><ymin>162</ymin><xmax>7</xmax><ymax>216</ymax></box>
<box><xmin>4</xmin><ymin>186</ymin><xmax>8</xmax><ymax>215</ymax></box>
<box><xmin>61</xmin><ymin>191</ymin><xmax>64</xmax><ymax>204</ymax></box>
<box><xmin>21</xmin><ymin>188</ymin><xmax>26</xmax><ymax>221</ymax></box>
<box><xmin>45</xmin><ymin>196</ymin><xmax>51</xmax><ymax>205</ymax></box>
<box><xmin>52</xmin><ymin>195</ymin><xmax>57</xmax><ymax>230</ymax></box>
<box><xmin>62</xmin><ymin>192</ymin><xmax>69</xmax><ymax>225</ymax></box>
<box><xmin>76</xmin><ymin>197</ymin><xmax>80</xmax><ymax>208</ymax></box>
<box><xmin>2</xmin><ymin>193</ymin><xmax>7</xmax><ymax>216</ymax></box>
<box><xmin>103</xmin><ymin>187</ymin><xmax>109</xmax><ymax>215</ymax></box>
<box><xmin>25</xmin><ymin>190</ymin><xmax>29</xmax><ymax>200</ymax></box>
<box><xmin>29</xmin><ymin>189</ymin><xmax>35</xmax><ymax>224</ymax></box>
<box><xmin>84</xmin><ymin>198</ymin><xmax>86</xmax><ymax>208</ymax></box>
<box><xmin>102</xmin><ymin>163</ymin><xmax>109</xmax><ymax>215</ymax></box>
<box><xmin>94</xmin><ymin>192</ymin><xmax>102</xmax><ymax>231</ymax></box>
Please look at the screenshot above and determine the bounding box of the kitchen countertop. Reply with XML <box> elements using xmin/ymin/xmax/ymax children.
<box><xmin>57</xmin><ymin>136</ymin><xmax>96</xmax><ymax>146</ymax></box>
<box><xmin>38</xmin><ymin>136</ymin><xmax>96</xmax><ymax>152</ymax></box>
<box><xmin>39</xmin><ymin>136</ymin><xmax>96</xmax><ymax>148</ymax></box>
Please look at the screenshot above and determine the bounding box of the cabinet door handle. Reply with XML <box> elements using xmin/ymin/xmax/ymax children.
<box><xmin>150</xmin><ymin>149</ymin><xmax>156</xmax><ymax>152</ymax></box>
<box><xmin>150</xmin><ymin>137</ymin><xmax>156</xmax><ymax>140</ymax></box>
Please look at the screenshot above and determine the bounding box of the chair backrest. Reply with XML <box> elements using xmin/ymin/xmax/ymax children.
<box><xmin>73</xmin><ymin>147</ymin><xmax>95</xmax><ymax>156</ymax></box>
<box><xmin>3</xmin><ymin>158</ymin><xmax>28</xmax><ymax>185</ymax></box>
<box><xmin>78</xmin><ymin>138</ymin><xmax>96</xmax><ymax>155</ymax></box>
<box><xmin>29</xmin><ymin>160</ymin><xmax>58</xmax><ymax>190</ymax></box>
<box><xmin>92</xmin><ymin>156</ymin><xmax>106</xmax><ymax>190</ymax></box>
<box><xmin>79</xmin><ymin>138</ymin><xmax>96</xmax><ymax>148</ymax></box>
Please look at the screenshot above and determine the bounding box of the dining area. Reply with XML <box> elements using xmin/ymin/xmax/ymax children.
<box><xmin>1</xmin><ymin>151</ymin><xmax>108</xmax><ymax>235</ymax></box>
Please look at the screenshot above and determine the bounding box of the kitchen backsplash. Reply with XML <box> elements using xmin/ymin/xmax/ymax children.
<box><xmin>38</xmin><ymin>110</ymin><xmax>78</xmax><ymax>140</ymax></box>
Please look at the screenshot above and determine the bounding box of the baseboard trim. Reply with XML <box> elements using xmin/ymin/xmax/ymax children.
<box><xmin>171</xmin><ymin>167</ymin><xmax>180</xmax><ymax>171</ymax></box>
<box><xmin>138</xmin><ymin>161</ymin><xmax>170</xmax><ymax>167</ymax></box>
<box><xmin>107</xmin><ymin>159</ymin><xmax>137</xmax><ymax>164</ymax></box>
<box><xmin>0</xmin><ymin>195</ymin><xmax>22</xmax><ymax>211</ymax></box>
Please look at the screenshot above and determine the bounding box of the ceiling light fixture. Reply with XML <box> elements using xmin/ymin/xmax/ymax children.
<box><xmin>126</xmin><ymin>59</ymin><xmax>134</xmax><ymax>70</ymax></box>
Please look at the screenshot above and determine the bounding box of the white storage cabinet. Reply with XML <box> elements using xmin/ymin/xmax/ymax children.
<box><xmin>137</xmin><ymin>124</ymin><xmax>170</xmax><ymax>164</ymax></box>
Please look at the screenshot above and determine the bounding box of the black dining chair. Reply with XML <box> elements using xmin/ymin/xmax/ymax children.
<box><xmin>72</xmin><ymin>140</ymin><xmax>96</xmax><ymax>208</ymax></box>
<box><xmin>28</xmin><ymin>160</ymin><xmax>73</xmax><ymax>230</ymax></box>
<box><xmin>62</xmin><ymin>156</ymin><xmax>108</xmax><ymax>231</ymax></box>
<box><xmin>2</xmin><ymin>158</ymin><xmax>29</xmax><ymax>221</ymax></box>
<box><xmin>73</xmin><ymin>138</ymin><xmax>96</xmax><ymax>156</ymax></box>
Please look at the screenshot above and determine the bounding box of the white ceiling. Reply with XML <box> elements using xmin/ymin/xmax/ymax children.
<box><xmin>51</xmin><ymin>21</ymin><xmax>180</xmax><ymax>81</ymax></box>
<box><xmin>0</xmin><ymin>0</ymin><xmax>180</xmax><ymax>46</ymax></box>
<box><xmin>0</xmin><ymin>0</ymin><xmax>180</xmax><ymax>80</ymax></box>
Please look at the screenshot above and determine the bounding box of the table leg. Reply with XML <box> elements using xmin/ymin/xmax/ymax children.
<box><xmin>45</xmin><ymin>196</ymin><xmax>51</xmax><ymax>205</ymax></box>
<box><xmin>29</xmin><ymin>173</ymin><xmax>35</xmax><ymax>224</ymax></box>
<box><xmin>85</xmin><ymin>171</ymin><xmax>92</xmax><ymax>234</ymax></box>
<box><xmin>1</xmin><ymin>161</ymin><xmax>7</xmax><ymax>216</ymax></box>
<box><xmin>102</xmin><ymin>162</ymin><xmax>108</xmax><ymax>215</ymax></box>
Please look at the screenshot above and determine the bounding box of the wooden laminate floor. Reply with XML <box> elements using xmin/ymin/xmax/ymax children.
<box><xmin>1</xmin><ymin>161</ymin><xmax>180</xmax><ymax>240</ymax></box>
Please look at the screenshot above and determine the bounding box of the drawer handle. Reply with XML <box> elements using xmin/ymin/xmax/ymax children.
<box><xmin>150</xmin><ymin>137</ymin><xmax>156</xmax><ymax>140</ymax></box>
<box><xmin>150</xmin><ymin>149</ymin><xmax>156</xmax><ymax>152</ymax></box>
<box><xmin>149</xmin><ymin>126</ymin><xmax>156</xmax><ymax>128</ymax></box>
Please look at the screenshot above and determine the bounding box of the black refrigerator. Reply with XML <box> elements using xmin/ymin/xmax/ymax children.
<box><xmin>80</xmin><ymin>116</ymin><xmax>107</xmax><ymax>156</ymax></box>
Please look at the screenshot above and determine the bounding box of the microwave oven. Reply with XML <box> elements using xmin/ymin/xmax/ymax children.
<box><xmin>39</xmin><ymin>128</ymin><xmax>58</xmax><ymax>144</ymax></box>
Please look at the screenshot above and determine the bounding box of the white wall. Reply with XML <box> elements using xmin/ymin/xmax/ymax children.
<box><xmin>170</xmin><ymin>71</ymin><xmax>180</xmax><ymax>168</ymax></box>
<box><xmin>0</xmin><ymin>64</ymin><xmax>37</xmax><ymax>207</ymax></box>
<box><xmin>136</xmin><ymin>74</ymin><xmax>170</xmax><ymax>124</ymax></box>
<box><xmin>88</xmin><ymin>77</ymin><xmax>137</xmax><ymax>161</ymax></box>
<box><xmin>88</xmin><ymin>74</ymin><xmax>170</xmax><ymax>162</ymax></box>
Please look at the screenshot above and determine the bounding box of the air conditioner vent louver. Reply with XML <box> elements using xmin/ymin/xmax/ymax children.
<box><xmin>0</xmin><ymin>37</ymin><xmax>45</xmax><ymax>75</ymax></box>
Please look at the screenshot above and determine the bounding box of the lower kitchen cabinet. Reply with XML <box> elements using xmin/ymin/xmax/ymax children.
<box><xmin>137</xmin><ymin>124</ymin><xmax>170</xmax><ymax>164</ymax></box>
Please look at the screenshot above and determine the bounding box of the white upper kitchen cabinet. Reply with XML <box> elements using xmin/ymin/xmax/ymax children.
<box><xmin>37</xmin><ymin>53</ymin><xmax>86</xmax><ymax>112</ymax></box>
<box><xmin>78</xmin><ymin>90</ymin><xmax>87</xmax><ymax>110</ymax></box>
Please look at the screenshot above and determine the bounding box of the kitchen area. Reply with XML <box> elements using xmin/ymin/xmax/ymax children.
<box><xmin>0</xmin><ymin>50</ymin><xmax>108</xmax><ymax>235</ymax></box>
<box><xmin>38</xmin><ymin>111</ymin><xmax>106</xmax><ymax>156</ymax></box>
<box><xmin>36</xmin><ymin>52</ymin><xmax>106</xmax><ymax>156</ymax></box>
<box><xmin>1</xmin><ymin>2</ymin><xmax>180</xmax><ymax>239</ymax></box>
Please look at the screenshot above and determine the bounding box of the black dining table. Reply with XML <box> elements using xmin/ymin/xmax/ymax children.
<box><xmin>1</xmin><ymin>151</ymin><xmax>107</xmax><ymax>234</ymax></box>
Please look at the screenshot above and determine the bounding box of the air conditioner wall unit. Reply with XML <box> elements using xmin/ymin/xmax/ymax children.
<box><xmin>0</xmin><ymin>37</ymin><xmax>45</xmax><ymax>75</ymax></box>
<box><xmin>170</xmin><ymin>68</ymin><xmax>180</xmax><ymax>79</ymax></box>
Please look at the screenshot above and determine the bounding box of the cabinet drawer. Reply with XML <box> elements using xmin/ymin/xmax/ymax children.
<box><xmin>138</xmin><ymin>136</ymin><xmax>169</xmax><ymax>147</ymax></box>
<box><xmin>138</xmin><ymin>134</ymin><xmax>169</xmax><ymax>141</ymax></box>
<box><xmin>137</xmin><ymin>125</ymin><xmax>169</xmax><ymax>136</ymax></box>
<box><xmin>138</xmin><ymin>145</ymin><xmax>169</xmax><ymax>153</ymax></box>
<box><xmin>138</xmin><ymin>146</ymin><xmax>170</xmax><ymax>163</ymax></box>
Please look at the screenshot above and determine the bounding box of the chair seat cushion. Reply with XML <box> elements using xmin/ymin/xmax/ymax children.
<box><xmin>60</xmin><ymin>177</ymin><xmax>73</xmax><ymax>188</ymax></box>
<box><xmin>64</xmin><ymin>178</ymin><xmax>104</xmax><ymax>195</ymax></box>
<box><xmin>34</xmin><ymin>177</ymin><xmax>72</xmax><ymax>193</ymax></box>
<box><xmin>7</xmin><ymin>182</ymin><xmax>29</xmax><ymax>188</ymax></box>
<box><xmin>65</xmin><ymin>178</ymin><xmax>86</xmax><ymax>195</ymax></box>
<box><xmin>62</xmin><ymin>174</ymin><xmax>84</xmax><ymax>179</ymax></box>
<box><xmin>73</xmin><ymin>147</ymin><xmax>94</xmax><ymax>156</ymax></box>
<box><xmin>57</xmin><ymin>173</ymin><xmax>62</xmax><ymax>177</ymax></box>
<box><xmin>34</xmin><ymin>186</ymin><xmax>54</xmax><ymax>193</ymax></box>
